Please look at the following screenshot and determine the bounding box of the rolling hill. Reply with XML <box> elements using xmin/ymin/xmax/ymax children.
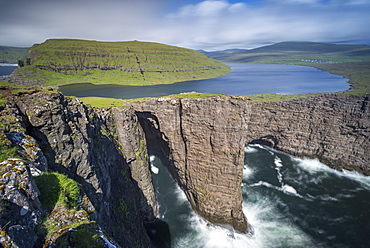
<box><xmin>7</xmin><ymin>39</ymin><xmax>230</xmax><ymax>87</ymax></box>
<box><xmin>0</xmin><ymin>46</ymin><xmax>29</xmax><ymax>64</ymax></box>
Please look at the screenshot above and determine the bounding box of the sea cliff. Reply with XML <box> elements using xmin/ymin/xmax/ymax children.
<box><xmin>0</xmin><ymin>84</ymin><xmax>369</xmax><ymax>246</ymax></box>
<box><xmin>135</xmin><ymin>93</ymin><xmax>370</xmax><ymax>233</ymax></box>
<box><xmin>0</xmin><ymin>85</ymin><xmax>155</xmax><ymax>247</ymax></box>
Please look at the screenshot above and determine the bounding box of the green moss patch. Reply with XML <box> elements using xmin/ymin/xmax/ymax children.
<box><xmin>34</xmin><ymin>172</ymin><xmax>80</xmax><ymax>210</ymax></box>
<box><xmin>54</xmin><ymin>224</ymin><xmax>103</xmax><ymax>248</ymax></box>
<box><xmin>0</xmin><ymin>143</ymin><xmax>19</xmax><ymax>162</ymax></box>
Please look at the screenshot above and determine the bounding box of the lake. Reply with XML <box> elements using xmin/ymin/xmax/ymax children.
<box><xmin>59</xmin><ymin>63</ymin><xmax>350</xmax><ymax>98</ymax></box>
<box><xmin>0</xmin><ymin>64</ymin><xmax>18</xmax><ymax>79</ymax></box>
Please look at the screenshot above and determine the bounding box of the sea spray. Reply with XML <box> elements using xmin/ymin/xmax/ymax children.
<box><xmin>150</xmin><ymin>145</ymin><xmax>370</xmax><ymax>248</ymax></box>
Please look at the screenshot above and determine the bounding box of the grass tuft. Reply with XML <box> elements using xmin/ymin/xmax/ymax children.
<box><xmin>34</xmin><ymin>172</ymin><xmax>80</xmax><ymax>210</ymax></box>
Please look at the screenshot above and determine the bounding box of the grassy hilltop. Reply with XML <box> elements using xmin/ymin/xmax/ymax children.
<box><xmin>205</xmin><ymin>41</ymin><xmax>370</xmax><ymax>94</ymax></box>
<box><xmin>0</xmin><ymin>46</ymin><xmax>29</xmax><ymax>64</ymax></box>
<box><xmin>10</xmin><ymin>39</ymin><xmax>230</xmax><ymax>87</ymax></box>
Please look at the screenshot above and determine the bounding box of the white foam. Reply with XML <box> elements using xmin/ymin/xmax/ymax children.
<box><xmin>248</xmin><ymin>144</ymin><xmax>265</xmax><ymax>150</ymax></box>
<box><xmin>282</xmin><ymin>184</ymin><xmax>298</xmax><ymax>195</ymax></box>
<box><xmin>292</xmin><ymin>156</ymin><xmax>329</xmax><ymax>173</ymax></box>
<box><xmin>251</xmin><ymin>181</ymin><xmax>300</xmax><ymax>197</ymax></box>
<box><xmin>293</xmin><ymin>156</ymin><xmax>370</xmax><ymax>189</ymax></box>
<box><xmin>150</xmin><ymin>155</ymin><xmax>160</xmax><ymax>174</ymax></box>
<box><xmin>274</xmin><ymin>156</ymin><xmax>283</xmax><ymax>167</ymax></box>
<box><xmin>150</xmin><ymin>164</ymin><xmax>159</xmax><ymax>174</ymax></box>
<box><xmin>244</xmin><ymin>146</ymin><xmax>258</xmax><ymax>153</ymax></box>
<box><xmin>174</xmin><ymin>212</ymin><xmax>257</xmax><ymax>248</ymax></box>
<box><xmin>174</xmin><ymin>185</ymin><xmax>188</xmax><ymax>203</ymax></box>
<box><xmin>251</xmin><ymin>181</ymin><xmax>280</xmax><ymax>191</ymax></box>
<box><xmin>241</xmin><ymin>195</ymin><xmax>314</xmax><ymax>248</ymax></box>
<box><xmin>243</xmin><ymin>165</ymin><xmax>254</xmax><ymax>180</ymax></box>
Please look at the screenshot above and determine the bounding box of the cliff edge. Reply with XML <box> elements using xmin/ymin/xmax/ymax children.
<box><xmin>0</xmin><ymin>84</ymin><xmax>156</xmax><ymax>247</ymax></box>
<box><xmin>1</xmin><ymin>82</ymin><xmax>369</xmax><ymax>244</ymax></box>
<box><xmin>135</xmin><ymin>93</ymin><xmax>370</xmax><ymax>233</ymax></box>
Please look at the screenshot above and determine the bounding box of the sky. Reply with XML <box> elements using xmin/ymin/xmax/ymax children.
<box><xmin>1</xmin><ymin>0</ymin><xmax>370</xmax><ymax>50</ymax></box>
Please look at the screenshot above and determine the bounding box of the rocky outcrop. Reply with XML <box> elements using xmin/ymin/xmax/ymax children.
<box><xmin>97</xmin><ymin>106</ymin><xmax>157</xmax><ymax>220</ymax></box>
<box><xmin>135</xmin><ymin>93</ymin><xmax>370</xmax><ymax>233</ymax></box>
<box><xmin>0</xmin><ymin>158</ymin><xmax>42</xmax><ymax>248</ymax></box>
<box><xmin>0</xmin><ymin>88</ymin><xmax>156</xmax><ymax>247</ymax></box>
<box><xmin>136</xmin><ymin>96</ymin><xmax>252</xmax><ymax>233</ymax></box>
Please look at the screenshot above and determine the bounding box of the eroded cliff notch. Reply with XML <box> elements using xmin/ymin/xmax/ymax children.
<box><xmin>136</xmin><ymin>96</ymin><xmax>252</xmax><ymax>233</ymax></box>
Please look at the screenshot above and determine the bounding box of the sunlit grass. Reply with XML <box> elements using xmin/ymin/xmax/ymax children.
<box><xmin>12</xmin><ymin>39</ymin><xmax>230</xmax><ymax>87</ymax></box>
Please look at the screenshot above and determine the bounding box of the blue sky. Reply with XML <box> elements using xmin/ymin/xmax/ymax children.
<box><xmin>1</xmin><ymin>0</ymin><xmax>369</xmax><ymax>50</ymax></box>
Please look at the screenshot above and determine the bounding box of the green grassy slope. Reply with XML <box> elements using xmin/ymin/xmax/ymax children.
<box><xmin>0</xmin><ymin>46</ymin><xmax>29</xmax><ymax>63</ymax></box>
<box><xmin>10</xmin><ymin>39</ymin><xmax>230</xmax><ymax>87</ymax></box>
<box><xmin>207</xmin><ymin>41</ymin><xmax>370</xmax><ymax>93</ymax></box>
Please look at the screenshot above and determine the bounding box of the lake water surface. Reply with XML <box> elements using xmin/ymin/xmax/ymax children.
<box><xmin>59</xmin><ymin>63</ymin><xmax>349</xmax><ymax>98</ymax></box>
<box><xmin>0</xmin><ymin>64</ymin><xmax>18</xmax><ymax>79</ymax></box>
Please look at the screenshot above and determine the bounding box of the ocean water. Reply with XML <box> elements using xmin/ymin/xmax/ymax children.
<box><xmin>150</xmin><ymin>145</ymin><xmax>370</xmax><ymax>248</ymax></box>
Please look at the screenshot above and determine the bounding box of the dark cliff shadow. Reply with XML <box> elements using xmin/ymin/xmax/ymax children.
<box><xmin>33</xmin><ymin>173</ymin><xmax>60</xmax><ymax>211</ymax></box>
<box><xmin>145</xmin><ymin>218</ymin><xmax>171</xmax><ymax>248</ymax></box>
<box><xmin>18</xmin><ymin>108</ymin><xmax>155</xmax><ymax>246</ymax></box>
<box><xmin>249</xmin><ymin>135</ymin><xmax>279</xmax><ymax>148</ymax></box>
<box><xmin>135</xmin><ymin>111</ymin><xmax>186</xmax><ymax>190</ymax></box>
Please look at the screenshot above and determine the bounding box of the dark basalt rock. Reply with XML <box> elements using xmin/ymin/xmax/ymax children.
<box><xmin>0</xmin><ymin>89</ymin><xmax>154</xmax><ymax>247</ymax></box>
<box><xmin>1</xmin><ymin>85</ymin><xmax>368</xmax><ymax>245</ymax></box>
<box><xmin>136</xmin><ymin>94</ymin><xmax>370</xmax><ymax>233</ymax></box>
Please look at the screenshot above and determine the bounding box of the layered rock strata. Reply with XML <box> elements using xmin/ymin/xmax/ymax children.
<box><xmin>247</xmin><ymin>94</ymin><xmax>370</xmax><ymax>174</ymax></box>
<box><xmin>136</xmin><ymin>93</ymin><xmax>370</xmax><ymax>233</ymax></box>
<box><xmin>1</xmin><ymin>85</ymin><xmax>369</xmax><ymax>245</ymax></box>
<box><xmin>136</xmin><ymin>96</ymin><xmax>251</xmax><ymax>233</ymax></box>
<box><xmin>1</xmin><ymin>89</ymin><xmax>156</xmax><ymax>247</ymax></box>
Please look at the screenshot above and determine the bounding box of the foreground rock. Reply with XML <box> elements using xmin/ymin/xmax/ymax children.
<box><xmin>0</xmin><ymin>87</ymin><xmax>156</xmax><ymax>247</ymax></box>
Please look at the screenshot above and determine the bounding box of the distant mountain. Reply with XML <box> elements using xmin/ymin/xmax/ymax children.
<box><xmin>204</xmin><ymin>41</ymin><xmax>370</xmax><ymax>64</ymax></box>
<box><xmin>200</xmin><ymin>49</ymin><xmax>248</xmax><ymax>57</ymax></box>
<box><xmin>0</xmin><ymin>46</ymin><xmax>29</xmax><ymax>64</ymax></box>
<box><xmin>7</xmin><ymin>39</ymin><xmax>230</xmax><ymax>87</ymax></box>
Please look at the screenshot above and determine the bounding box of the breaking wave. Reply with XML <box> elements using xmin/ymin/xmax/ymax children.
<box><xmin>150</xmin><ymin>144</ymin><xmax>370</xmax><ymax>248</ymax></box>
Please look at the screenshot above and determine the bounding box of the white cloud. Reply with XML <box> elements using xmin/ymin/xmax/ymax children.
<box><xmin>0</xmin><ymin>0</ymin><xmax>369</xmax><ymax>50</ymax></box>
<box><xmin>157</xmin><ymin>0</ymin><xmax>370</xmax><ymax>50</ymax></box>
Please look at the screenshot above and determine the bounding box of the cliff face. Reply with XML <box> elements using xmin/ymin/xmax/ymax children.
<box><xmin>136</xmin><ymin>97</ymin><xmax>251</xmax><ymax>233</ymax></box>
<box><xmin>0</xmin><ymin>87</ymin><xmax>156</xmax><ymax>247</ymax></box>
<box><xmin>99</xmin><ymin>106</ymin><xmax>157</xmax><ymax>220</ymax></box>
<box><xmin>247</xmin><ymin>94</ymin><xmax>370</xmax><ymax>174</ymax></box>
<box><xmin>136</xmin><ymin>93</ymin><xmax>370</xmax><ymax>233</ymax></box>
<box><xmin>1</xmin><ymin>84</ymin><xmax>369</xmax><ymax>245</ymax></box>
